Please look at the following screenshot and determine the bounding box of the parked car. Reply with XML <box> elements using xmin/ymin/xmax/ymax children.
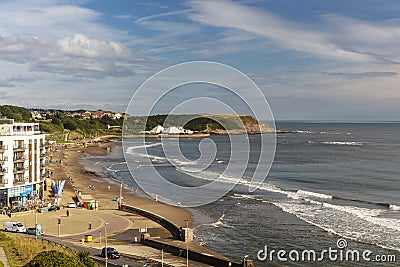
<box><xmin>3</xmin><ymin>221</ymin><xmax>26</xmax><ymax>233</ymax></box>
<box><xmin>67</xmin><ymin>202</ymin><xmax>76</xmax><ymax>208</ymax></box>
<box><xmin>48</xmin><ymin>205</ymin><xmax>60</xmax><ymax>211</ymax></box>
<box><xmin>26</xmin><ymin>228</ymin><xmax>36</xmax><ymax>235</ymax></box>
<box><xmin>26</xmin><ymin>227</ymin><xmax>44</xmax><ymax>235</ymax></box>
<box><xmin>101</xmin><ymin>247</ymin><xmax>120</xmax><ymax>259</ymax></box>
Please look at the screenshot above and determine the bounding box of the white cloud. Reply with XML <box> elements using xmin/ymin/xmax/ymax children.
<box><xmin>0</xmin><ymin>0</ymin><xmax>127</xmax><ymax>40</ymax></box>
<box><xmin>0</xmin><ymin>34</ymin><xmax>136</xmax><ymax>78</ymax></box>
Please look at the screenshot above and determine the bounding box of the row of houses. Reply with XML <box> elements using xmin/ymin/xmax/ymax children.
<box><xmin>31</xmin><ymin>110</ymin><xmax>123</xmax><ymax>120</ymax></box>
<box><xmin>77</xmin><ymin>111</ymin><xmax>122</xmax><ymax>120</ymax></box>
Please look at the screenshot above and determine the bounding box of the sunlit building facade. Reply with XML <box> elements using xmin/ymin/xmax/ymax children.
<box><xmin>0</xmin><ymin>119</ymin><xmax>48</xmax><ymax>207</ymax></box>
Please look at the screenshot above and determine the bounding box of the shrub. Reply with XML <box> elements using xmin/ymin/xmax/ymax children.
<box><xmin>23</xmin><ymin>250</ymin><xmax>84</xmax><ymax>267</ymax></box>
<box><xmin>76</xmin><ymin>251</ymin><xmax>97</xmax><ymax>267</ymax></box>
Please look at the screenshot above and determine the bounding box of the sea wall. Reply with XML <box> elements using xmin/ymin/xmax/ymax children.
<box><xmin>120</xmin><ymin>204</ymin><xmax>181</xmax><ymax>239</ymax></box>
<box><xmin>143</xmin><ymin>238</ymin><xmax>242</xmax><ymax>267</ymax></box>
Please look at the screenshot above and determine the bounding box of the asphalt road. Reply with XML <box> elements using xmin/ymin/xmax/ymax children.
<box><xmin>11</xmin><ymin>232</ymin><xmax>145</xmax><ymax>267</ymax></box>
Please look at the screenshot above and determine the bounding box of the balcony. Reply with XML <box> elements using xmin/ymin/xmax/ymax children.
<box><xmin>13</xmin><ymin>156</ymin><xmax>26</xmax><ymax>163</ymax></box>
<box><xmin>0</xmin><ymin>178</ymin><xmax>7</xmax><ymax>186</ymax></box>
<box><xmin>14</xmin><ymin>178</ymin><xmax>27</xmax><ymax>185</ymax></box>
<box><xmin>0</xmin><ymin>157</ymin><xmax>8</xmax><ymax>164</ymax></box>
<box><xmin>41</xmin><ymin>162</ymin><xmax>48</xmax><ymax>168</ymax></box>
<box><xmin>13</xmin><ymin>145</ymin><xmax>26</xmax><ymax>152</ymax></box>
<box><xmin>0</xmin><ymin>145</ymin><xmax>7</xmax><ymax>153</ymax></box>
<box><xmin>0</xmin><ymin>168</ymin><xmax>7</xmax><ymax>175</ymax></box>
<box><xmin>13</xmin><ymin>167</ymin><xmax>27</xmax><ymax>174</ymax></box>
<box><xmin>40</xmin><ymin>151</ymin><xmax>49</xmax><ymax>158</ymax></box>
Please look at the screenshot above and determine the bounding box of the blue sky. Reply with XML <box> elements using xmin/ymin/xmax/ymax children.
<box><xmin>0</xmin><ymin>0</ymin><xmax>399</xmax><ymax>120</ymax></box>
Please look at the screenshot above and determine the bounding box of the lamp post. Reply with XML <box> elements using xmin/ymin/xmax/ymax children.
<box><xmin>105</xmin><ymin>222</ymin><xmax>109</xmax><ymax>267</ymax></box>
<box><xmin>184</xmin><ymin>219</ymin><xmax>189</xmax><ymax>267</ymax></box>
<box><xmin>57</xmin><ymin>217</ymin><xmax>61</xmax><ymax>237</ymax></box>
<box><xmin>35</xmin><ymin>208</ymin><xmax>38</xmax><ymax>240</ymax></box>
<box><xmin>119</xmin><ymin>179</ymin><xmax>122</xmax><ymax>209</ymax></box>
<box><xmin>161</xmin><ymin>249</ymin><xmax>164</xmax><ymax>267</ymax></box>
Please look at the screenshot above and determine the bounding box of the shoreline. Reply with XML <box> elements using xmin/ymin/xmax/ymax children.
<box><xmin>54</xmin><ymin>141</ymin><xmax>194</xmax><ymax>228</ymax></box>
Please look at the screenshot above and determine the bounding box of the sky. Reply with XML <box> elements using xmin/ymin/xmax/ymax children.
<box><xmin>0</xmin><ymin>0</ymin><xmax>400</xmax><ymax>121</ymax></box>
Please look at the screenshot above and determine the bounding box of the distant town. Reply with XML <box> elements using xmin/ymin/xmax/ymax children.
<box><xmin>29</xmin><ymin>109</ymin><xmax>123</xmax><ymax>121</ymax></box>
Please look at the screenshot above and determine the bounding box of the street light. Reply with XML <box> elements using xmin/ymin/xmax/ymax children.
<box><xmin>35</xmin><ymin>208</ymin><xmax>38</xmax><ymax>240</ymax></box>
<box><xmin>119</xmin><ymin>179</ymin><xmax>122</xmax><ymax>209</ymax></box>
<box><xmin>57</xmin><ymin>217</ymin><xmax>61</xmax><ymax>237</ymax></box>
<box><xmin>104</xmin><ymin>222</ymin><xmax>109</xmax><ymax>267</ymax></box>
<box><xmin>184</xmin><ymin>219</ymin><xmax>189</xmax><ymax>267</ymax></box>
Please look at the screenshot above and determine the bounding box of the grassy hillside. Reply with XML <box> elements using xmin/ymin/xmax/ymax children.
<box><xmin>0</xmin><ymin>233</ymin><xmax>96</xmax><ymax>267</ymax></box>
<box><xmin>0</xmin><ymin>105</ymin><xmax>273</xmax><ymax>138</ymax></box>
<box><xmin>124</xmin><ymin>114</ymin><xmax>274</xmax><ymax>135</ymax></box>
<box><xmin>0</xmin><ymin>105</ymin><xmax>123</xmax><ymax>141</ymax></box>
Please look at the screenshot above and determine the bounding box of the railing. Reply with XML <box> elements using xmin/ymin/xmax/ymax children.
<box><xmin>0</xmin><ymin>168</ymin><xmax>7</xmax><ymax>175</ymax></box>
<box><xmin>40</xmin><ymin>162</ymin><xmax>48</xmax><ymax>168</ymax></box>
<box><xmin>13</xmin><ymin>156</ymin><xmax>26</xmax><ymax>162</ymax></box>
<box><xmin>40</xmin><ymin>151</ymin><xmax>49</xmax><ymax>157</ymax></box>
<box><xmin>0</xmin><ymin>156</ymin><xmax>8</xmax><ymax>164</ymax></box>
<box><xmin>0</xmin><ymin>145</ymin><xmax>7</xmax><ymax>152</ymax></box>
<box><xmin>14</xmin><ymin>178</ymin><xmax>27</xmax><ymax>184</ymax></box>
<box><xmin>13</xmin><ymin>145</ymin><xmax>26</xmax><ymax>152</ymax></box>
<box><xmin>13</xmin><ymin>167</ymin><xmax>27</xmax><ymax>173</ymax></box>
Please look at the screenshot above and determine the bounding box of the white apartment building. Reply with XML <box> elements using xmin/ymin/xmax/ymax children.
<box><xmin>0</xmin><ymin>119</ymin><xmax>48</xmax><ymax>207</ymax></box>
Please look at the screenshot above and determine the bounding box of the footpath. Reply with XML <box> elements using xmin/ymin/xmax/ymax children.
<box><xmin>0</xmin><ymin>207</ymin><xmax>213</xmax><ymax>267</ymax></box>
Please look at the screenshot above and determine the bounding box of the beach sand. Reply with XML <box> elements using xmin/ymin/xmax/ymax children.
<box><xmin>51</xmin><ymin>141</ymin><xmax>194</xmax><ymax>228</ymax></box>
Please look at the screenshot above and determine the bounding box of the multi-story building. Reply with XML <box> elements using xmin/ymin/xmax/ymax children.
<box><xmin>0</xmin><ymin>119</ymin><xmax>48</xmax><ymax>207</ymax></box>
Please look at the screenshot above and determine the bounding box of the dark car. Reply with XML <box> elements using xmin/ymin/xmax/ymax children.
<box><xmin>101</xmin><ymin>247</ymin><xmax>120</xmax><ymax>259</ymax></box>
<box><xmin>26</xmin><ymin>227</ymin><xmax>44</xmax><ymax>235</ymax></box>
<box><xmin>48</xmin><ymin>205</ymin><xmax>60</xmax><ymax>211</ymax></box>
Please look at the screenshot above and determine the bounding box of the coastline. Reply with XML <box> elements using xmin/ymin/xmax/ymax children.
<box><xmin>54</xmin><ymin>140</ymin><xmax>194</xmax><ymax>228</ymax></box>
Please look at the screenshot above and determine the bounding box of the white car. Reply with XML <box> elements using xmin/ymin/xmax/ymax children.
<box><xmin>67</xmin><ymin>202</ymin><xmax>76</xmax><ymax>208</ymax></box>
<box><xmin>4</xmin><ymin>221</ymin><xmax>26</xmax><ymax>233</ymax></box>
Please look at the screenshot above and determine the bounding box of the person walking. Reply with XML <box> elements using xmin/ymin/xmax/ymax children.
<box><xmin>66</xmin><ymin>210</ymin><xmax>69</xmax><ymax>217</ymax></box>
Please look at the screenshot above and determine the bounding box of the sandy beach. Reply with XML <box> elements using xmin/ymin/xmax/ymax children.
<box><xmin>52</xmin><ymin>140</ymin><xmax>194</xmax><ymax>229</ymax></box>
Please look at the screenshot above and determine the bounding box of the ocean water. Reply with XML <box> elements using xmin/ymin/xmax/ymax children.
<box><xmin>81</xmin><ymin>122</ymin><xmax>400</xmax><ymax>266</ymax></box>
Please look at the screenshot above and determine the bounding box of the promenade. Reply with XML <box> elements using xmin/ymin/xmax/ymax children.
<box><xmin>0</xmin><ymin>207</ymin><xmax>213</xmax><ymax>267</ymax></box>
<box><xmin>0</xmin><ymin>141</ymin><xmax>244</xmax><ymax>266</ymax></box>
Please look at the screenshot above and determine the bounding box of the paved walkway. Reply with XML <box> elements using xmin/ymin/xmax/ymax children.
<box><xmin>0</xmin><ymin>247</ymin><xmax>9</xmax><ymax>267</ymax></box>
<box><xmin>0</xmin><ymin>207</ymin><xmax>214</xmax><ymax>266</ymax></box>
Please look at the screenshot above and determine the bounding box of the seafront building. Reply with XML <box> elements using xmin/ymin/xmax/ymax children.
<box><xmin>0</xmin><ymin>119</ymin><xmax>48</xmax><ymax>207</ymax></box>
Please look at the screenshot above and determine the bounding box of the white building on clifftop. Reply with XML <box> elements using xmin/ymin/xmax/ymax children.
<box><xmin>0</xmin><ymin>119</ymin><xmax>48</xmax><ymax>207</ymax></box>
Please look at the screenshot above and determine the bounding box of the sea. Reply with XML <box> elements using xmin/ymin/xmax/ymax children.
<box><xmin>80</xmin><ymin>122</ymin><xmax>400</xmax><ymax>266</ymax></box>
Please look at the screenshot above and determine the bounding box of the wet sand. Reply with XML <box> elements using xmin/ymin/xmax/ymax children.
<box><xmin>51</xmin><ymin>141</ymin><xmax>194</xmax><ymax>229</ymax></box>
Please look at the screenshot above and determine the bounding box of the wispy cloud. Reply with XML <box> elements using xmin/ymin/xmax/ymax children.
<box><xmin>327</xmin><ymin>71</ymin><xmax>398</xmax><ymax>79</ymax></box>
<box><xmin>135</xmin><ymin>9</ymin><xmax>191</xmax><ymax>23</ymax></box>
<box><xmin>186</xmin><ymin>0</ymin><xmax>400</xmax><ymax>64</ymax></box>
